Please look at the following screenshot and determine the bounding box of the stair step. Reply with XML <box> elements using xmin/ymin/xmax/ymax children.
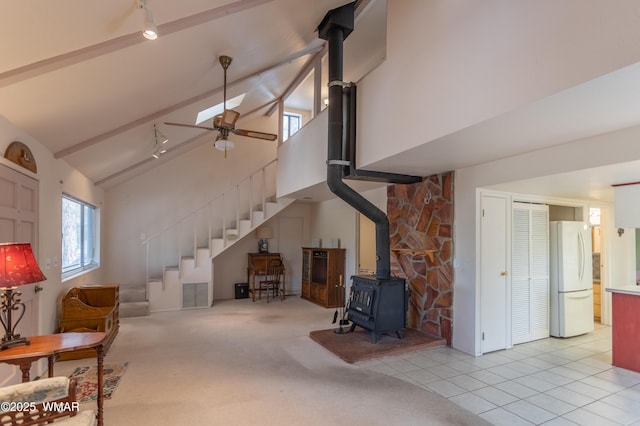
<box><xmin>252</xmin><ymin>210</ymin><xmax>265</xmax><ymax>224</ymax></box>
<box><xmin>210</xmin><ymin>238</ymin><xmax>225</xmax><ymax>257</ymax></box>
<box><xmin>164</xmin><ymin>268</ymin><xmax>179</xmax><ymax>280</ymax></box>
<box><xmin>180</xmin><ymin>257</ymin><xmax>195</xmax><ymax>270</ymax></box>
<box><xmin>265</xmin><ymin>201</ymin><xmax>280</xmax><ymax>217</ymax></box>
<box><xmin>239</xmin><ymin>219</ymin><xmax>252</xmax><ymax>236</ymax></box>
<box><xmin>120</xmin><ymin>301</ymin><xmax>150</xmax><ymax>318</ymax></box>
<box><xmin>225</xmin><ymin>228</ymin><xmax>239</xmax><ymax>241</ymax></box>
<box><xmin>120</xmin><ymin>288</ymin><xmax>147</xmax><ymax>303</ymax></box>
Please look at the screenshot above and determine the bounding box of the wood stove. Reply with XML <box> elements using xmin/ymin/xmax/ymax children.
<box><xmin>347</xmin><ymin>275</ymin><xmax>407</xmax><ymax>343</ymax></box>
<box><xmin>319</xmin><ymin>3</ymin><xmax>413</xmax><ymax>344</ymax></box>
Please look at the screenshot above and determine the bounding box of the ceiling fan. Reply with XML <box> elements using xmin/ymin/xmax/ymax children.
<box><xmin>165</xmin><ymin>55</ymin><xmax>277</xmax><ymax>157</ymax></box>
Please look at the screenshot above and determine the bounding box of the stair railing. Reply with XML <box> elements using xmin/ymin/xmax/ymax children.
<box><xmin>143</xmin><ymin>158</ymin><xmax>278</xmax><ymax>284</ymax></box>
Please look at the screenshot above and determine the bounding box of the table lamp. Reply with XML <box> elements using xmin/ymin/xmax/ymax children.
<box><xmin>255</xmin><ymin>226</ymin><xmax>273</xmax><ymax>253</ymax></box>
<box><xmin>0</xmin><ymin>243</ymin><xmax>46</xmax><ymax>350</ymax></box>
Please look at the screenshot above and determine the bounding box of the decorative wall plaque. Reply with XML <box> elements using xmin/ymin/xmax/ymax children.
<box><xmin>4</xmin><ymin>141</ymin><xmax>37</xmax><ymax>173</ymax></box>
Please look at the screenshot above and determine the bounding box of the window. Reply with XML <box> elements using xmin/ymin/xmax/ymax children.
<box><xmin>62</xmin><ymin>194</ymin><xmax>99</xmax><ymax>279</ymax></box>
<box><xmin>282</xmin><ymin>112</ymin><xmax>302</xmax><ymax>141</ymax></box>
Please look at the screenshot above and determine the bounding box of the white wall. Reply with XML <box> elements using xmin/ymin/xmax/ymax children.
<box><xmin>277</xmin><ymin>111</ymin><xmax>327</xmax><ymax>199</ymax></box>
<box><xmin>212</xmin><ymin>202</ymin><xmax>311</xmax><ymax>300</ymax></box>
<box><xmin>308</xmin><ymin>186</ymin><xmax>387</xmax><ymax>287</ymax></box>
<box><xmin>279</xmin><ymin>1</ymin><xmax>640</xmax><ymax>202</ymax></box>
<box><xmin>0</xmin><ymin>114</ymin><xmax>104</xmax><ymax>380</ymax></box>
<box><xmin>273</xmin><ymin>0</ymin><xmax>640</xmax><ymax>356</ymax></box>
<box><xmin>454</xmin><ymin>124</ymin><xmax>640</xmax><ymax>355</ymax></box>
<box><xmin>357</xmin><ymin>0</ymin><xmax>640</xmax><ymax>168</ymax></box>
<box><xmin>104</xmin><ymin>114</ymin><xmax>278</xmax><ymax>287</ymax></box>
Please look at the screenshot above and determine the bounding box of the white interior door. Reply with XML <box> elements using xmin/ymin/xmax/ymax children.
<box><xmin>480</xmin><ymin>194</ymin><xmax>509</xmax><ymax>353</ymax></box>
<box><xmin>0</xmin><ymin>164</ymin><xmax>39</xmax><ymax>384</ymax></box>
<box><xmin>358</xmin><ymin>213</ymin><xmax>376</xmax><ymax>275</ymax></box>
<box><xmin>277</xmin><ymin>216</ymin><xmax>303</xmax><ymax>295</ymax></box>
<box><xmin>512</xmin><ymin>202</ymin><xmax>549</xmax><ymax>345</ymax></box>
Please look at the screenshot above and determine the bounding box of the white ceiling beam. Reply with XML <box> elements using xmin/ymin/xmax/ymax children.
<box><xmin>0</xmin><ymin>0</ymin><xmax>275</xmax><ymax>88</ymax></box>
<box><xmin>264</xmin><ymin>0</ymin><xmax>370</xmax><ymax>117</ymax></box>
<box><xmin>54</xmin><ymin>44</ymin><xmax>323</xmax><ymax>159</ymax></box>
<box><xmin>265</xmin><ymin>43</ymin><xmax>327</xmax><ymax>117</ymax></box>
<box><xmin>94</xmin><ymin>98</ymin><xmax>278</xmax><ymax>186</ymax></box>
<box><xmin>94</xmin><ymin>130</ymin><xmax>209</xmax><ymax>186</ymax></box>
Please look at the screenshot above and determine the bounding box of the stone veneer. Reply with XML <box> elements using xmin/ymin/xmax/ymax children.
<box><xmin>387</xmin><ymin>172</ymin><xmax>453</xmax><ymax>345</ymax></box>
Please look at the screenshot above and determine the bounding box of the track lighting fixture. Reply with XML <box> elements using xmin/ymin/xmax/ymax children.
<box><xmin>152</xmin><ymin>124</ymin><xmax>168</xmax><ymax>159</ymax></box>
<box><xmin>138</xmin><ymin>0</ymin><xmax>158</xmax><ymax>40</ymax></box>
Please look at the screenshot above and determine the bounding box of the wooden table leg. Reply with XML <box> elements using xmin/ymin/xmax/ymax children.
<box><xmin>251</xmin><ymin>272</ymin><xmax>256</xmax><ymax>302</ymax></box>
<box><xmin>48</xmin><ymin>355</ymin><xmax>54</xmax><ymax>378</ymax></box>
<box><xmin>18</xmin><ymin>361</ymin><xmax>31</xmax><ymax>383</ymax></box>
<box><xmin>96</xmin><ymin>344</ymin><xmax>104</xmax><ymax>426</ymax></box>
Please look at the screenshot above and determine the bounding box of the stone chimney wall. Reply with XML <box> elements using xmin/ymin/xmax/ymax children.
<box><xmin>388</xmin><ymin>171</ymin><xmax>454</xmax><ymax>345</ymax></box>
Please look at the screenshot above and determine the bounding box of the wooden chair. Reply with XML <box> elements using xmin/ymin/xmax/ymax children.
<box><xmin>0</xmin><ymin>376</ymin><xmax>96</xmax><ymax>425</ymax></box>
<box><xmin>258</xmin><ymin>259</ymin><xmax>285</xmax><ymax>302</ymax></box>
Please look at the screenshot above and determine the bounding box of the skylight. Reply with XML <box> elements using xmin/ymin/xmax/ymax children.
<box><xmin>196</xmin><ymin>93</ymin><xmax>246</xmax><ymax>125</ymax></box>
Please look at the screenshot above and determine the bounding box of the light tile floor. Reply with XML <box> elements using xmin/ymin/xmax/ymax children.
<box><xmin>360</xmin><ymin>324</ymin><xmax>640</xmax><ymax>425</ymax></box>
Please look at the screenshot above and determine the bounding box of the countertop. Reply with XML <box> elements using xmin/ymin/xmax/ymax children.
<box><xmin>606</xmin><ymin>286</ymin><xmax>640</xmax><ymax>295</ymax></box>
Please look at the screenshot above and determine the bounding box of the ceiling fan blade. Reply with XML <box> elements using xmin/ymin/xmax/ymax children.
<box><xmin>164</xmin><ymin>122</ymin><xmax>216</xmax><ymax>131</ymax></box>
<box><xmin>232</xmin><ymin>129</ymin><xmax>278</xmax><ymax>141</ymax></box>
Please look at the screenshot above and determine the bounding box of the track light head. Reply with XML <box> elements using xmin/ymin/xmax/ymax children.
<box><xmin>139</xmin><ymin>0</ymin><xmax>158</xmax><ymax>40</ymax></box>
<box><xmin>152</xmin><ymin>124</ymin><xmax>168</xmax><ymax>159</ymax></box>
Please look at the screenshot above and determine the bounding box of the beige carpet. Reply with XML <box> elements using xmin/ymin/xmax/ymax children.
<box><xmin>53</xmin><ymin>297</ymin><xmax>489</xmax><ymax>426</ymax></box>
<box><xmin>310</xmin><ymin>327</ymin><xmax>446</xmax><ymax>363</ymax></box>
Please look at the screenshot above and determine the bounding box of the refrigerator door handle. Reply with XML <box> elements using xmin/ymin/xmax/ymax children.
<box><xmin>578</xmin><ymin>231</ymin><xmax>585</xmax><ymax>282</ymax></box>
<box><xmin>566</xmin><ymin>291</ymin><xmax>592</xmax><ymax>300</ymax></box>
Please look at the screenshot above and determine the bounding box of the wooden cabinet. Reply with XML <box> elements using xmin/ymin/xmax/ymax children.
<box><xmin>609</xmin><ymin>288</ymin><xmax>640</xmax><ymax>372</ymax></box>
<box><xmin>301</xmin><ymin>248</ymin><xmax>345</xmax><ymax>308</ymax></box>
<box><xmin>58</xmin><ymin>285</ymin><xmax>119</xmax><ymax>360</ymax></box>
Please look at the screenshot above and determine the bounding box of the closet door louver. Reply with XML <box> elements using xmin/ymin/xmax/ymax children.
<box><xmin>512</xmin><ymin>203</ymin><xmax>549</xmax><ymax>345</ymax></box>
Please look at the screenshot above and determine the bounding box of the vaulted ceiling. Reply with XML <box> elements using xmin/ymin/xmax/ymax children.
<box><xmin>4</xmin><ymin>1</ymin><xmax>640</xmax><ymax>204</ymax></box>
<box><xmin>0</xmin><ymin>0</ymin><xmax>383</xmax><ymax>188</ymax></box>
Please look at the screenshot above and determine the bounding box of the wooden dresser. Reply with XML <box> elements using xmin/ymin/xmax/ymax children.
<box><xmin>58</xmin><ymin>285</ymin><xmax>119</xmax><ymax>360</ymax></box>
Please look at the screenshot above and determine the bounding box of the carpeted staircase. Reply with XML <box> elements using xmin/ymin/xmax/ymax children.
<box><xmin>119</xmin><ymin>283</ymin><xmax>150</xmax><ymax>318</ymax></box>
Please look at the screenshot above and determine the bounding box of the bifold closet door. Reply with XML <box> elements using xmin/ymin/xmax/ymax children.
<box><xmin>512</xmin><ymin>202</ymin><xmax>549</xmax><ymax>345</ymax></box>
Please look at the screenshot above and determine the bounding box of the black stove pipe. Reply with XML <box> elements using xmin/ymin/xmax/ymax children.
<box><xmin>319</xmin><ymin>3</ymin><xmax>391</xmax><ymax>280</ymax></box>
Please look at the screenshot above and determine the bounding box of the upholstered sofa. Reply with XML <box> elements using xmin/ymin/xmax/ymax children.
<box><xmin>0</xmin><ymin>376</ymin><xmax>95</xmax><ymax>425</ymax></box>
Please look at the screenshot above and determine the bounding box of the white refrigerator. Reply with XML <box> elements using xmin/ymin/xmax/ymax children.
<box><xmin>549</xmin><ymin>221</ymin><xmax>594</xmax><ymax>337</ymax></box>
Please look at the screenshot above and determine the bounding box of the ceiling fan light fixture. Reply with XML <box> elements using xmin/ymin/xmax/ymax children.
<box><xmin>165</xmin><ymin>54</ymin><xmax>277</xmax><ymax>151</ymax></box>
<box><xmin>214</xmin><ymin>139</ymin><xmax>235</xmax><ymax>152</ymax></box>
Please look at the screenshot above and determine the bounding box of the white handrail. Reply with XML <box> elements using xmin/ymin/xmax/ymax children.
<box><xmin>249</xmin><ymin>175</ymin><xmax>254</xmax><ymax>224</ymax></box>
<box><xmin>142</xmin><ymin>158</ymin><xmax>277</xmax><ymax>245</ymax></box>
<box><xmin>143</xmin><ymin>158</ymin><xmax>278</xmax><ymax>281</ymax></box>
<box><xmin>235</xmin><ymin>183</ymin><xmax>240</xmax><ymax>234</ymax></box>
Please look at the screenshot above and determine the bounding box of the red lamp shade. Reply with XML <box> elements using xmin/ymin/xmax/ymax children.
<box><xmin>0</xmin><ymin>243</ymin><xmax>46</xmax><ymax>288</ymax></box>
